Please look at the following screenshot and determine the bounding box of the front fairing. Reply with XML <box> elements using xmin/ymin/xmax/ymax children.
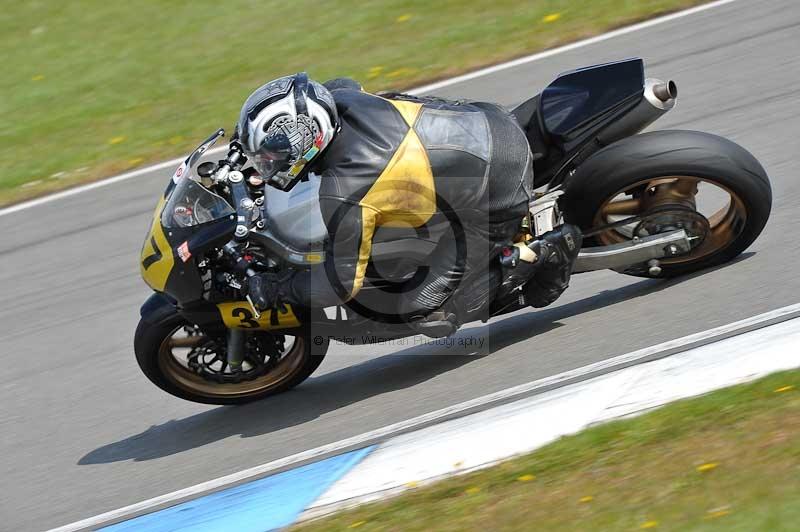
<box><xmin>140</xmin><ymin>130</ymin><xmax>236</xmax><ymax>304</ymax></box>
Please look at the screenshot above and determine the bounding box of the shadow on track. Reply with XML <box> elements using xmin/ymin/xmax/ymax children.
<box><xmin>79</xmin><ymin>253</ymin><xmax>753</xmax><ymax>465</ymax></box>
<box><xmin>79</xmin><ymin>348</ymin><xmax>492</xmax><ymax>465</ymax></box>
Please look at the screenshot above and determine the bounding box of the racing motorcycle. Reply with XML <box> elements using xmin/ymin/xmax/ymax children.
<box><xmin>135</xmin><ymin>58</ymin><xmax>771</xmax><ymax>404</ymax></box>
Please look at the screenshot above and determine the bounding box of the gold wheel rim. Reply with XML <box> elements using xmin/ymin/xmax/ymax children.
<box><xmin>594</xmin><ymin>176</ymin><xmax>748</xmax><ymax>265</ymax></box>
<box><xmin>157</xmin><ymin>327</ymin><xmax>307</xmax><ymax>399</ymax></box>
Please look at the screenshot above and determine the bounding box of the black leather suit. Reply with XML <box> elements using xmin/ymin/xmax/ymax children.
<box><xmin>288</xmin><ymin>83</ymin><xmax>534</xmax><ymax>323</ymax></box>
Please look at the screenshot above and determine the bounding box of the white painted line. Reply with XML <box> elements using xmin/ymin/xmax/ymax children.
<box><xmin>0</xmin><ymin>146</ymin><xmax>224</xmax><ymax>217</ymax></box>
<box><xmin>410</xmin><ymin>0</ymin><xmax>740</xmax><ymax>94</ymax></box>
<box><xmin>305</xmin><ymin>315</ymin><xmax>800</xmax><ymax>519</ymax></box>
<box><xmin>2</xmin><ymin>0</ymin><xmax>740</xmax><ymax>219</ymax></box>
<box><xmin>49</xmin><ymin>300</ymin><xmax>800</xmax><ymax>532</ymax></box>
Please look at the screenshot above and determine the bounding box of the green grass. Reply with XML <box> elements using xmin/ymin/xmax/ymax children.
<box><xmin>296</xmin><ymin>370</ymin><xmax>800</xmax><ymax>531</ymax></box>
<box><xmin>0</xmin><ymin>0</ymin><xmax>710</xmax><ymax>206</ymax></box>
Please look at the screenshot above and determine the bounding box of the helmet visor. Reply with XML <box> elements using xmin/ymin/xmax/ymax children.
<box><xmin>250</xmin><ymin>133</ymin><xmax>293</xmax><ymax>179</ymax></box>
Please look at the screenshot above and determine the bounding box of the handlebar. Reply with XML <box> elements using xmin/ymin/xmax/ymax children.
<box><xmin>213</xmin><ymin>142</ymin><xmax>246</xmax><ymax>183</ymax></box>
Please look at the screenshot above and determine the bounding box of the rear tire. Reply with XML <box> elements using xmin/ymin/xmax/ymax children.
<box><xmin>134</xmin><ymin>304</ymin><xmax>327</xmax><ymax>405</ymax></box>
<box><xmin>562</xmin><ymin>130</ymin><xmax>772</xmax><ymax>278</ymax></box>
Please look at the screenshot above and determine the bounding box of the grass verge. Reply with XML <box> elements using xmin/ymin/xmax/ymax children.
<box><xmin>1</xmin><ymin>0</ymin><xmax>712</xmax><ymax>206</ymax></box>
<box><xmin>295</xmin><ymin>369</ymin><xmax>800</xmax><ymax>531</ymax></box>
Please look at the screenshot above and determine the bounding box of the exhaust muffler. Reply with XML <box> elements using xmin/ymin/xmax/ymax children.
<box><xmin>597</xmin><ymin>78</ymin><xmax>678</xmax><ymax>145</ymax></box>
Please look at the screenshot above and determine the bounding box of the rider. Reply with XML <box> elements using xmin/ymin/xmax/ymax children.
<box><xmin>239</xmin><ymin>73</ymin><xmax>581</xmax><ymax>337</ymax></box>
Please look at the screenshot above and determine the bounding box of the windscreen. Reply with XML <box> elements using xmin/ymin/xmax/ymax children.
<box><xmin>161</xmin><ymin>178</ymin><xmax>234</xmax><ymax>228</ymax></box>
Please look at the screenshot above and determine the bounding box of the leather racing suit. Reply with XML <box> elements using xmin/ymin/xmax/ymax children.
<box><xmin>281</xmin><ymin>82</ymin><xmax>535</xmax><ymax>328</ymax></box>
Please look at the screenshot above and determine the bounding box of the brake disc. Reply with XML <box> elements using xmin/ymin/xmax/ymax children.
<box><xmin>632</xmin><ymin>206</ymin><xmax>710</xmax><ymax>249</ymax></box>
<box><xmin>187</xmin><ymin>334</ymin><xmax>286</xmax><ymax>384</ymax></box>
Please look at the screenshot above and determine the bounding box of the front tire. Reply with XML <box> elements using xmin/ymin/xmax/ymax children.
<box><xmin>134</xmin><ymin>304</ymin><xmax>328</xmax><ymax>405</ymax></box>
<box><xmin>562</xmin><ymin>130</ymin><xmax>772</xmax><ymax>278</ymax></box>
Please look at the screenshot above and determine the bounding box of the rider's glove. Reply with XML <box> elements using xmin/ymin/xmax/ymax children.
<box><xmin>248</xmin><ymin>271</ymin><xmax>292</xmax><ymax>314</ymax></box>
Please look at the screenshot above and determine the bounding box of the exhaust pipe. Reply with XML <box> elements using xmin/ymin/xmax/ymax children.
<box><xmin>652</xmin><ymin>80</ymin><xmax>678</xmax><ymax>102</ymax></box>
<box><xmin>597</xmin><ymin>78</ymin><xmax>678</xmax><ymax>145</ymax></box>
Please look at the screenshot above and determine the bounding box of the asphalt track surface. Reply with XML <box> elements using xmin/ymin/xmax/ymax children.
<box><xmin>1</xmin><ymin>1</ymin><xmax>798</xmax><ymax>529</ymax></box>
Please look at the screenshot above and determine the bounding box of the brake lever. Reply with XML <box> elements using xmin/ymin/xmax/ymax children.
<box><xmin>245</xmin><ymin>294</ymin><xmax>262</xmax><ymax>320</ymax></box>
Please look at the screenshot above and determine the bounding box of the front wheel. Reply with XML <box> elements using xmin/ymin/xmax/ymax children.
<box><xmin>562</xmin><ymin>130</ymin><xmax>772</xmax><ymax>278</ymax></box>
<box><xmin>134</xmin><ymin>305</ymin><xmax>328</xmax><ymax>405</ymax></box>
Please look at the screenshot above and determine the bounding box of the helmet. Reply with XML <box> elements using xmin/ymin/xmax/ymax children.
<box><xmin>237</xmin><ymin>73</ymin><xmax>338</xmax><ymax>190</ymax></box>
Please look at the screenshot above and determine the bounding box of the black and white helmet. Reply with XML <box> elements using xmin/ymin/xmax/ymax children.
<box><xmin>237</xmin><ymin>73</ymin><xmax>338</xmax><ymax>191</ymax></box>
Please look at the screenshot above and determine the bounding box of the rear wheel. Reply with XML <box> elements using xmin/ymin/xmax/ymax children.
<box><xmin>134</xmin><ymin>306</ymin><xmax>327</xmax><ymax>405</ymax></box>
<box><xmin>562</xmin><ymin>130</ymin><xmax>772</xmax><ymax>277</ymax></box>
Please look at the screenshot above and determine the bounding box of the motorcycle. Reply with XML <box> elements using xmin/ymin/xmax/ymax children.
<box><xmin>135</xmin><ymin>58</ymin><xmax>771</xmax><ymax>404</ymax></box>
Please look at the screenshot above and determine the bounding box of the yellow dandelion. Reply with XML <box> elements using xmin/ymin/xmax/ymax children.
<box><xmin>465</xmin><ymin>486</ymin><xmax>481</xmax><ymax>495</ymax></box>
<box><xmin>579</xmin><ymin>495</ymin><xmax>593</xmax><ymax>503</ymax></box>
<box><xmin>405</xmin><ymin>480</ymin><xmax>419</xmax><ymax>489</ymax></box>
<box><xmin>108</xmin><ymin>136</ymin><xmax>126</xmax><ymax>145</ymax></box>
<box><xmin>541</xmin><ymin>13</ymin><xmax>561</xmax><ymax>23</ymax></box>
<box><xmin>696</xmin><ymin>462</ymin><xmax>718</xmax><ymax>473</ymax></box>
<box><xmin>367</xmin><ymin>66</ymin><xmax>384</xmax><ymax>80</ymax></box>
<box><xmin>349</xmin><ymin>521</ymin><xmax>367</xmax><ymax>528</ymax></box>
<box><xmin>396</xmin><ymin>14</ymin><xmax>413</xmax><ymax>23</ymax></box>
<box><xmin>387</xmin><ymin>67</ymin><xmax>416</xmax><ymax>79</ymax></box>
<box><xmin>774</xmin><ymin>385</ymin><xmax>794</xmax><ymax>393</ymax></box>
<box><xmin>640</xmin><ymin>521</ymin><xmax>659</xmax><ymax>529</ymax></box>
<box><xmin>32</xmin><ymin>74</ymin><xmax>45</xmax><ymax>81</ymax></box>
<box><xmin>705</xmin><ymin>506</ymin><xmax>731</xmax><ymax>519</ymax></box>
<box><xmin>128</xmin><ymin>157</ymin><xmax>144</xmax><ymax>166</ymax></box>
<box><xmin>517</xmin><ymin>474</ymin><xmax>536</xmax><ymax>482</ymax></box>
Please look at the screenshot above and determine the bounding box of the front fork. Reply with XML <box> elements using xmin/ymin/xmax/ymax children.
<box><xmin>227</xmin><ymin>328</ymin><xmax>247</xmax><ymax>369</ymax></box>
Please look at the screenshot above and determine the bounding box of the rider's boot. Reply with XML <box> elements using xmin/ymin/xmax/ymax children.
<box><xmin>406</xmin><ymin>225</ymin><xmax>582</xmax><ymax>337</ymax></box>
<box><xmin>524</xmin><ymin>224</ymin><xmax>582</xmax><ymax>308</ymax></box>
<box><xmin>408</xmin><ymin>308</ymin><xmax>459</xmax><ymax>338</ymax></box>
<box><xmin>400</xmin><ymin>274</ymin><xmax>462</xmax><ymax>338</ymax></box>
